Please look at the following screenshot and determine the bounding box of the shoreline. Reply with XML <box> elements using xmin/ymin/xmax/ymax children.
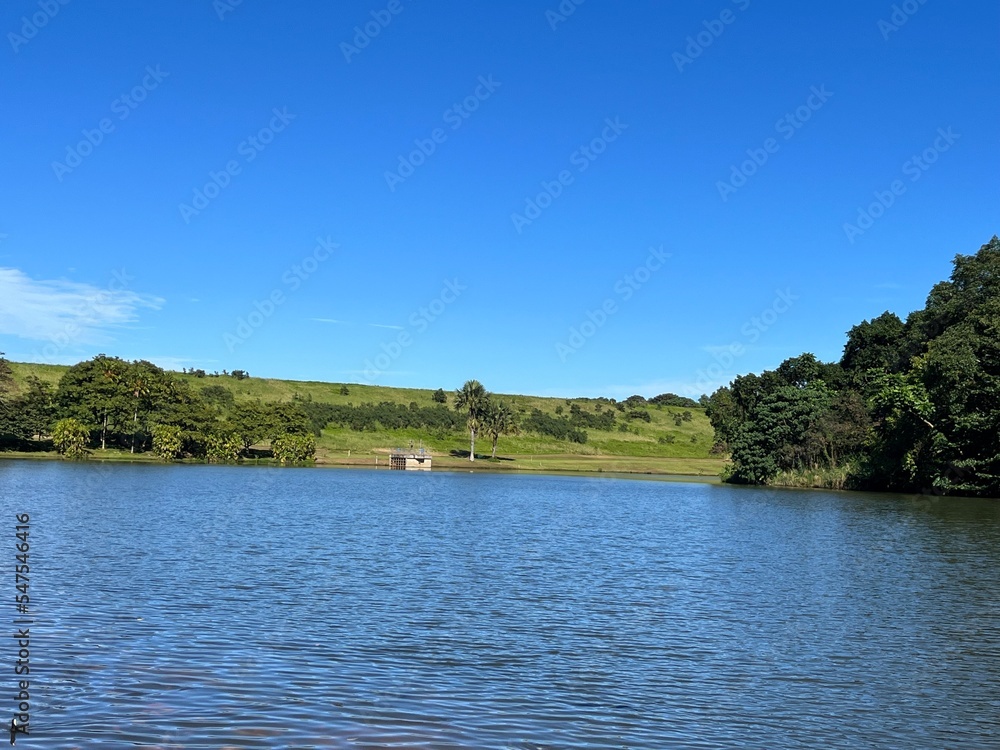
<box><xmin>6</xmin><ymin>453</ymin><xmax>997</xmax><ymax>498</ymax></box>
<box><xmin>0</xmin><ymin>450</ymin><xmax>724</xmax><ymax>482</ymax></box>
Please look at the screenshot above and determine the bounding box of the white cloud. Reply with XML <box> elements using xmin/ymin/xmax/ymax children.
<box><xmin>0</xmin><ymin>267</ymin><xmax>163</xmax><ymax>344</ymax></box>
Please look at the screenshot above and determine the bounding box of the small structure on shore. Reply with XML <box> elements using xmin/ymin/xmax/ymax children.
<box><xmin>389</xmin><ymin>445</ymin><xmax>432</xmax><ymax>471</ymax></box>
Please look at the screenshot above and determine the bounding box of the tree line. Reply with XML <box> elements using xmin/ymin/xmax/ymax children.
<box><xmin>0</xmin><ymin>355</ymin><xmax>315</xmax><ymax>463</ymax></box>
<box><xmin>706</xmin><ymin>236</ymin><xmax>1000</xmax><ymax>497</ymax></box>
<box><xmin>0</xmin><ymin>362</ymin><xmax>648</xmax><ymax>463</ymax></box>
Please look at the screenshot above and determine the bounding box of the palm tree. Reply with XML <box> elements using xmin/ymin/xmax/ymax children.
<box><xmin>454</xmin><ymin>379</ymin><xmax>488</xmax><ymax>461</ymax></box>
<box><xmin>484</xmin><ymin>400</ymin><xmax>518</xmax><ymax>459</ymax></box>
<box><xmin>98</xmin><ymin>356</ymin><xmax>123</xmax><ymax>450</ymax></box>
<box><xmin>129</xmin><ymin>374</ymin><xmax>150</xmax><ymax>453</ymax></box>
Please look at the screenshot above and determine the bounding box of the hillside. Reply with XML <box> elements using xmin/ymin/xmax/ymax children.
<box><xmin>6</xmin><ymin>361</ymin><xmax>725</xmax><ymax>475</ymax></box>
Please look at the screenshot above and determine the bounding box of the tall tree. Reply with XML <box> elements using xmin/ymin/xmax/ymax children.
<box><xmin>56</xmin><ymin>355</ymin><xmax>130</xmax><ymax>449</ymax></box>
<box><xmin>14</xmin><ymin>376</ymin><xmax>56</xmax><ymax>440</ymax></box>
<box><xmin>454</xmin><ymin>379</ymin><xmax>488</xmax><ymax>461</ymax></box>
<box><xmin>0</xmin><ymin>353</ymin><xmax>15</xmax><ymax>439</ymax></box>
<box><xmin>483</xmin><ymin>400</ymin><xmax>518</xmax><ymax>459</ymax></box>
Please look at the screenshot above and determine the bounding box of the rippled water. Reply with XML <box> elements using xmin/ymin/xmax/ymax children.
<box><xmin>1</xmin><ymin>461</ymin><xmax>999</xmax><ymax>748</ymax></box>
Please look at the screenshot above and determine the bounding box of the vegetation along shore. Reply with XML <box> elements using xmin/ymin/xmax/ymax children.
<box><xmin>1</xmin><ymin>236</ymin><xmax>997</xmax><ymax>498</ymax></box>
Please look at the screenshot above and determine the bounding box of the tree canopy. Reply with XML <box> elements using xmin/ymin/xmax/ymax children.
<box><xmin>708</xmin><ymin>236</ymin><xmax>1000</xmax><ymax>496</ymax></box>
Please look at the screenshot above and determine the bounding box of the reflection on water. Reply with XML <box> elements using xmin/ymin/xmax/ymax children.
<box><xmin>2</xmin><ymin>461</ymin><xmax>998</xmax><ymax>748</ymax></box>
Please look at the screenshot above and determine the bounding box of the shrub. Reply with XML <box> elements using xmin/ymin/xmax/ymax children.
<box><xmin>206</xmin><ymin>432</ymin><xmax>243</xmax><ymax>463</ymax></box>
<box><xmin>151</xmin><ymin>424</ymin><xmax>183</xmax><ymax>461</ymax></box>
<box><xmin>272</xmin><ymin>433</ymin><xmax>316</xmax><ymax>464</ymax></box>
<box><xmin>52</xmin><ymin>418</ymin><xmax>89</xmax><ymax>459</ymax></box>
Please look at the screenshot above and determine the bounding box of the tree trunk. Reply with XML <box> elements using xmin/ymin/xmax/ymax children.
<box><xmin>131</xmin><ymin>407</ymin><xmax>138</xmax><ymax>454</ymax></box>
<box><xmin>491</xmin><ymin>437</ymin><xmax>498</xmax><ymax>459</ymax></box>
<box><xmin>469</xmin><ymin>429</ymin><xmax>476</xmax><ymax>461</ymax></box>
<box><xmin>101</xmin><ymin>412</ymin><xmax>107</xmax><ymax>450</ymax></box>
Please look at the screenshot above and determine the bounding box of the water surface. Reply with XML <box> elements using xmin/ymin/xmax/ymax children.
<box><xmin>2</xmin><ymin>461</ymin><xmax>998</xmax><ymax>748</ymax></box>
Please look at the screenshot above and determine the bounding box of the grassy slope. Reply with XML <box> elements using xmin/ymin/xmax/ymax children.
<box><xmin>8</xmin><ymin>362</ymin><xmax>726</xmax><ymax>476</ymax></box>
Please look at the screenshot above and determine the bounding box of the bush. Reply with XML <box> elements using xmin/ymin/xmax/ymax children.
<box><xmin>206</xmin><ymin>432</ymin><xmax>243</xmax><ymax>463</ymax></box>
<box><xmin>151</xmin><ymin>424</ymin><xmax>183</xmax><ymax>461</ymax></box>
<box><xmin>522</xmin><ymin>409</ymin><xmax>587</xmax><ymax>443</ymax></box>
<box><xmin>52</xmin><ymin>418</ymin><xmax>89</xmax><ymax>459</ymax></box>
<box><xmin>200</xmin><ymin>385</ymin><xmax>235</xmax><ymax>409</ymax></box>
<box><xmin>271</xmin><ymin>433</ymin><xmax>316</xmax><ymax>464</ymax></box>
<box><xmin>649</xmin><ymin>392</ymin><xmax>700</xmax><ymax>408</ymax></box>
<box><xmin>432</xmin><ymin>388</ymin><xmax>447</xmax><ymax>404</ymax></box>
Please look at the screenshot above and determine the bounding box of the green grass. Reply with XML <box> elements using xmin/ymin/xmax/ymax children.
<box><xmin>7</xmin><ymin>362</ymin><xmax>66</xmax><ymax>388</ymax></box>
<box><xmin>7</xmin><ymin>361</ymin><xmax>724</xmax><ymax>475</ymax></box>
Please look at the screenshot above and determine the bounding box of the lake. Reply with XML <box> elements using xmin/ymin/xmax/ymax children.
<box><xmin>2</xmin><ymin>460</ymin><xmax>999</xmax><ymax>748</ymax></box>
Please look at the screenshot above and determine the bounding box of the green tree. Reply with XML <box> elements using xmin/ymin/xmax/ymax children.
<box><xmin>727</xmin><ymin>383</ymin><xmax>831</xmax><ymax>484</ymax></box>
<box><xmin>52</xmin><ymin>418</ymin><xmax>90</xmax><ymax>458</ymax></box>
<box><xmin>0</xmin><ymin>353</ymin><xmax>17</xmax><ymax>440</ymax></box>
<box><xmin>13</xmin><ymin>376</ymin><xmax>56</xmax><ymax>440</ymax></box>
<box><xmin>483</xmin><ymin>400</ymin><xmax>518</xmax><ymax>459</ymax></box>
<box><xmin>230</xmin><ymin>400</ymin><xmax>273</xmax><ymax>453</ymax></box>
<box><xmin>841</xmin><ymin>311</ymin><xmax>906</xmax><ymax>377</ymax></box>
<box><xmin>200</xmin><ymin>384</ymin><xmax>235</xmax><ymax>410</ymax></box>
<box><xmin>454</xmin><ymin>379</ymin><xmax>488</xmax><ymax>461</ymax></box>
<box><xmin>432</xmin><ymin>388</ymin><xmax>447</xmax><ymax>403</ymax></box>
<box><xmin>56</xmin><ymin>355</ymin><xmax>130</xmax><ymax>450</ymax></box>
<box><xmin>126</xmin><ymin>365</ymin><xmax>153</xmax><ymax>453</ymax></box>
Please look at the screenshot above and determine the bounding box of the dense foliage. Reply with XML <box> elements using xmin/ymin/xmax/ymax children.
<box><xmin>294</xmin><ymin>399</ymin><xmax>465</xmax><ymax>434</ymax></box>
<box><xmin>707</xmin><ymin>236</ymin><xmax>1000</xmax><ymax>497</ymax></box>
<box><xmin>0</xmin><ymin>354</ymin><xmax>314</xmax><ymax>463</ymax></box>
<box><xmin>521</xmin><ymin>409</ymin><xmax>588</xmax><ymax>444</ymax></box>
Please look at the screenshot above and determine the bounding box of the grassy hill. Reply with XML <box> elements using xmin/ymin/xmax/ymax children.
<box><xmin>7</xmin><ymin>361</ymin><xmax>726</xmax><ymax>476</ymax></box>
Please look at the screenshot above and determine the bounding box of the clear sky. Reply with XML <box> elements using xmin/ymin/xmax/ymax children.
<box><xmin>1</xmin><ymin>0</ymin><xmax>997</xmax><ymax>399</ymax></box>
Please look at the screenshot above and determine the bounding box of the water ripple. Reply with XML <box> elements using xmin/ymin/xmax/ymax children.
<box><xmin>1</xmin><ymin>461</ymin><xmax>998</xmax><ymax>748</ymax></box>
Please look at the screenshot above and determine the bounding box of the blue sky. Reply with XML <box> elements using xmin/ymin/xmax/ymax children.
<box><xmin>1</xmin><ymin>0</ymin><xmax>997</xmax><ymax>398</ymax></box>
